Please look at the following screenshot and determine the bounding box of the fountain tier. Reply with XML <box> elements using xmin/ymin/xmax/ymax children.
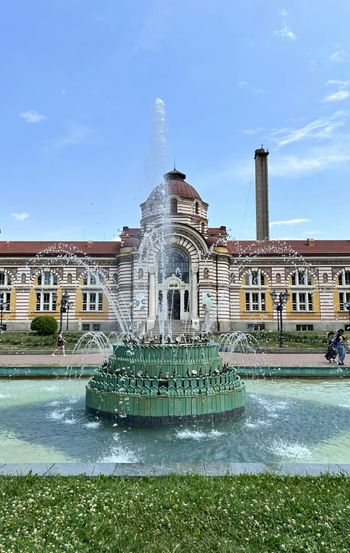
<box><xmin>86</xmin><ymin>342</ymin><xmax>246</xmax><ymax>426</ymax></box>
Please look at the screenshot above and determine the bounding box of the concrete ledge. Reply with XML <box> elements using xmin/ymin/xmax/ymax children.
<box><xmin>0</xmin><ymin>463</ymin><xmax>349</xmax><ymax>476</ymax></box>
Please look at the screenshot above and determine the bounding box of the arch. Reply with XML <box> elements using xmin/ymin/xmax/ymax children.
<box><xmin>81</xmin><ymin>269</ymin><xmax>106</xmax><ymax>286</ymax></box>
<box><xmin>241</xmin><ymin>268</ymin><xmax>269</xmax><ymax>287</ymax></box>
<box><xmin>33</xmin><ymin>269</ymin><xmax>60</xmax><ymax>286</ymax></box>
<box><xmin>158</xmin><ymin>248</ymin><xmax>190</xmax><ymax>283</ymax></box>
<box><xmin>0</xmin><ymin>269</ymin><xmax>14</xmax><ymax>286</ymax></box>
<box><xmin>336</xmin><ymin>268</ymin><xmax>350</xmax><ymax>286</ymax></box>
<box><xmin>289</xmin><ymin>268</ymin><xmax>316</xmax><ymax>287</ymax></box>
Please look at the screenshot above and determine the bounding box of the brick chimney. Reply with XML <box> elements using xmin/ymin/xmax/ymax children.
<box><xmin>255</xmin><ymin>146</ymin><xmax>270</xmax><ymax>241</ymax></box>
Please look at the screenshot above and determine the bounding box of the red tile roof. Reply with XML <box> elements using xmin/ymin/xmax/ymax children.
<box><xmin>0</xmin><ymin>241</ymin><xmax>120</xmax><ymax>256</ymax></box>
<box><xmin>227</xmin><ymin>240</ymin><xmax>350</xmax><ymax>256</ymax></box>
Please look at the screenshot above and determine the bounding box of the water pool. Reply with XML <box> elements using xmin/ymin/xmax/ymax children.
<box><xmin>0</xmin><ymin>377</ymin><xmax>349</xmax><ymax>464</ymax></box>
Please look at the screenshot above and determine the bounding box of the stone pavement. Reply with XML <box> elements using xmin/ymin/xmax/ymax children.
<box><xmin>0</xmin><ymin>351</ymin><xmax>338</xmax><ymax>368</ymax></box>
<box><xmin>0</xmin><ymin>462</ymin><xmax>349</xmax><ymax>476</ymax></box>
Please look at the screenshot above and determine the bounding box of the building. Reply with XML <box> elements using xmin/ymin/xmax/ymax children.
<box><xmin>1</xmin><ymin>162</ymin><xmax>350</xmax><ymax>333</ymax></box>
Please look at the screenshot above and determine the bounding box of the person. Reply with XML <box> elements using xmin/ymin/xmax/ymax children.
<box><xmin>52</xmin><ymin>331</ymin><xmax>66</xmax><ymax>356</ymax></box>
<box><xmin>324</xmin><ymin>331</ymin><xmax>337</xmax><ymax>363</ymax></box>
<box><xmin>333</xmin><ymin>329</ymin><xmax>346</xmax><ymax>366</ymax></box>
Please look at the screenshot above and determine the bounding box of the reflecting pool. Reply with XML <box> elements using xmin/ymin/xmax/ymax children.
<box><xmin>1</xmin><ymin>377</ymin><xmax>350</xmax><ymax>464</ymax></box>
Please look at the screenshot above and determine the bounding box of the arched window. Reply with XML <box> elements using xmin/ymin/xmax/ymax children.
<box><xmin>37</xmin><ymin>271</ymin><xmax>57</xmax><ymax>286</ymax></box>
<box><xmin>276</xmin><ymin>273</ymin><xmax>281</xmax><ymax>284</ymax></box>
<box><xmin>67</xmin><ymin>273</ymin><xmax>73</xmax><ymax>284</ymax></box>
<box><xmin>170</xmin><ymin>198</ymin><xmax>177</xmax><ymax>215</ymax></box>
<box><xmin>158</xmin><ymin>248</ymin><xmax>189</xmax><ymax>283</ymax></box>
<box><xmin>138</xmin><ymin>268</ymin><xmax>144</xmax><ymax>280</ymax></box>
<box><xmin>201</xmin><ymin>222</ymin><xmax>205</xmax><ymax>234</ymax></box>
<box><xmin>21</xmin><ymin>273</ymin><xmax>26</xmax><ymax>284</ymax></box>
<box><xmin>338</xmin><ymin>270</ymin><xmax>350</xmax><ymax>286</ymax></box>
<box><xmin>195</xmin><ymin>202</ymin><xmax>199</xmax><ymax>215</ymax></box>
<box><xmin>291</xmin><ymin>270</ymin><xmax>312</xmax><ymax>286</ymax></box>
<box><xmin>323</xmin><ymin>273</ymin><xmax>328</xmax><ymax>284</ymax></box>
<box><xmin>203</xmin><ymin>268</ymin><xmax>209</xmax><ymax>280</ymax></box>
<box><xmin>245</xmin><ymin>270</ymin><xmax>266</xmax><ymax>286</ymax></box>
<box><xmin>113</xmin><ymin>273</ymin><xmax>118</xmax><ymax>285</ymax></box>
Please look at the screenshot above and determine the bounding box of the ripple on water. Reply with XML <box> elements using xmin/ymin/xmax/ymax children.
<box><xmin>270</xmin><ymin>439</ymin><xmax>312</xmax><ymax>461</ymax></box>
<box><xmin>47</xmin><ymin>408</ymin><xmax>71</xmax><ymax>420</ymax></box>
<box><xmin>83</xmin><ymin>421</ymin><xmax>101</xmax><ymax>429</ymax></box>
<box><xmin>175</xmin><ymin>429</ymin><xmax>225</xmax><ymax>440</ymax></box>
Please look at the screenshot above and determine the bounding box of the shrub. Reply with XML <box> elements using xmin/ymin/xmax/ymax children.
<box><xmin>30</xmin><ymin>316</ymin><xmax>58</xmax><ymax>336</ymax></box>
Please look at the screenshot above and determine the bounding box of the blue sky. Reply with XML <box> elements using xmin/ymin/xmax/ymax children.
<box><xmin>1</xmin><ymin>0</ymin><xmax>350</xmax><ymax>241</ymax></box>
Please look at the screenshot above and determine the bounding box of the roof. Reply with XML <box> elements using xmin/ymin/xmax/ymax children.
<box><xmin>0</xmin><ymin>241</ymin><xmax>120</xmax><ymax>257</ymax></box>
<box><xmin>227</xmin><ymin>239</ymin><xmax>350</xmax><ymax>256</ymax></box>
<box><xmin>164</xmin><ymin>169</ymin><xmax>202</xmax><ymax>200</ymax></box>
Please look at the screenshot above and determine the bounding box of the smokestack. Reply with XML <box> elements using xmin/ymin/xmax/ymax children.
<box><xmin>254</xmin><ymin>146</ymin><xmax>269</xmax><ymax>240</ymax></box>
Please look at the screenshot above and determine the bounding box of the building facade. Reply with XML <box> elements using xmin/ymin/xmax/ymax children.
<box><xmin>1</xmin><ymin>168</ymin><xmax>350</xmax><ymax>333</ymax></box>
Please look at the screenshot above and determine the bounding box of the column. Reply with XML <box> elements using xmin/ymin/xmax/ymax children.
<box><xmin>191</xmin><ymin>268</ymin><xmax>199</xmax><ymax>328</ymax></box>
<box><xmin>148</xmin><ymin>272</ymin><xmax>156</xmax><ymax>323</ymax></box>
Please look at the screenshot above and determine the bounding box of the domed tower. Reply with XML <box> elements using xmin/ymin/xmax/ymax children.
<box><xmin>140</xmin><ymin>169</ymin><xmax>209</xmax><ymax>235</ymax></box>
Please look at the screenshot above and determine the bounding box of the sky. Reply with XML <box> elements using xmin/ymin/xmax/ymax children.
<box><xmin>1</xmin><ymin>0</ymin><xmax>350</xmax><ymax>242</ymax></box>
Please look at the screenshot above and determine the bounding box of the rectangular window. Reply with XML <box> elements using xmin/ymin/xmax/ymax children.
<box><xmin>35</xmin><ymin>291</ymin><xmax>57</xmax><ymax>311</ymax></box>
<box><xmin>92</xmin><ymin>323</ymin><xmax>101</xmax><ymax>331</ymax></box>
<box><xmin>296</xmin><ymin>324</ymin><xmax>314</xmax><ymax>331</ymax></box>
<box><xmin>82</xmin><ymin>292</ymin><xmax>103</xmax><ymax>311</ymax></box>
<box><xmin>339</xmin><ymin>292</ymin><xmax>350</xmax><ymax>310</ymax></box>
<box><xmin>292</xmin><ymin>292</ymin><xmax>313</xmax><ymax>311</ymax></box>
<box><xmin>247</xmin><ymin>323</ymin><xmax>265</xmax><ymax>331</ymax></box>
<box><xmin>0</xmin><ymin>274</ymin><xmax>5</xmax><ymax>285</ymax></box>
<box><xmin>0</xmin><ymin>292</ymin><xmax>10</xmax><ymax>310</ymax></box>
<box><xmin>245</xmin><ymin>292</ymin><xmax>265</xmax><ymax>311</ymax></box>
<box><xmin>82</xmin><ymin>323</ymin><xmax>90</xmax><ymax>331</ymax></box>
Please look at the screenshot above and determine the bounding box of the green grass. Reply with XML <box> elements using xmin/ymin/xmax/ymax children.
<box><xmin>0</xmin><ymin>332</ymin><xmax>84</xmax><ymax>351</ymax></box>
<box><xmin>0</xmin><ymin>474</ymin><xmax>349</xmax><ymax>552</ymax></box>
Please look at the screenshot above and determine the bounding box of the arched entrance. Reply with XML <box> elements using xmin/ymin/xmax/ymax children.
<box><xmin>157</xmin><ymin>249</ymin><xmax>190</xmax><ymax>321</ymax></box>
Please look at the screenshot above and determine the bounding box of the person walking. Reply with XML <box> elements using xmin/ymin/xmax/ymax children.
<box><xmin>52</xmin><ymin>331</ymin><xmax>66</xmax><ymax>356</ymax></box>
<box><xmin>324</xmin><ymin>331</ymin><xmax>337</xmax><ymax>363</ymax></box>
<box><xmin>333</xmin><ymin>329</ymin><xmax>346</xmax><ymax>366</ymax></box>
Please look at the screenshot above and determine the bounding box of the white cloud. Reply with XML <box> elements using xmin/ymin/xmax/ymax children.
<box><xmin>329</xmin><ymin>49</ymin><xmax>347</xmax><ymax>62</ymax></box>
<box><xmin>20</xmin><ymin>110</ymin><xmax>46</xmax><ymax>124</ymax></box>
<box><xmin>322</xmin><ymin>90</ymin><xmax>350</xmax><ymax>103</ymax></box>
<box><xmin>279</xmin><ymin>8</ymin><xmax>289</xmax><ymax>17</ymax></box>
<box><xmin>269</xmin><ymin>150</ymin><xmax>350</xmax><ymax>177</ymax></box>
<box><xmin>242</xmin><ymin>128</ymin><xmax>264</xmax><ymax>135</ymax></box>
<box><xmin>11</xmin><ymin>212</ymin><xmax>30</xmax><ymax>221</ymax></box>
<box><xmin>274</xmin><ymin>25</ymin><xmax>296</xmax><ymax>40</ymax></box>
<box><xmin>270</xmin><ymin>218</ymin><xmax>310</xmax><ymax>227</ymax></box>
<box><xmin>54</xmin><ymin>125</ymin><xmax>92</xmax><ymax>149</ymax></box>
<box><xmin>271</xmin><ymin>112</ymin><xmax>348</xmax><ymax>147</ymax></box>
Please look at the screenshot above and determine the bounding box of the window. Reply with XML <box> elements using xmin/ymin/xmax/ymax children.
<box><xmin>203</xmin><ymin>268</ymin><xmax>209</xmax><ymax>279</ymax></box>
<box><xmin>194</xmin><ymin>202</ymin><xmax>199</xmax><ymax>215</ymax></box>
<box><xmin>201</xmin><ymin>222</ymin><xmax>205</xmax><ymax>234</ymax></box>
<box><xmin>83</xmin><ymin>271</ymin><xmax>104</xmax><ymax>286</ymax></box>
<box><xmin>113</xmin><ymin>273</ymin><xmax>118</xmax><ymax>285</ymax></box>
<box><xmin>184</xmin><ymin>290</ymin><xmax>189</xmax><ymax>312</ymax></box>
<box><xmin>21</xmin><ymin>273</ymin><xmax>26</xmax><ymax>284</ymax></box>
<box><xmin>245</xmin><ymin>270</ymin><xmax>266</xmax><ymax>286</ymax></box>
<box><xmin>92</xmin><ymin>323</ymin><xmax>101</xmax><ymax>331</ymax></box>
<box><xmin>323</xmin><ymin>273</ymin><xmax>328</xmax><ymax>284</ymax></box>
<box><xmin>292</xmin><ymin>292</ymin><xmax>313</xmax><ymax>311</ymax></box>
<box><xmin>296</xmin><ymin>324</ymin><xmax>314</xmax><ymax>331</ymax></box>
<box><xmin>0</xmin><ymin>272</ymin><xmax>11</xmax><ymax>286</ymax></box>
<box><xmin>138</xmin><ymin>268</ymin><xmax>144</xmax><ymax>280</ymax></box>
<box><xmin>276</xmin><ymin>273</ymin><xmax>281</xmax><ymax>284</ymax></box>
<box><xmin>247</xmin><ymin>323</ymin><xmax>265</xmax><ymax>331</ymax></box>
<box><xmin>170</xmin><ymin>198</ymin><xmax>177</xmax><ymax>214</ymax></box>
<box><xmin>158</xmin><ymin>248</ymin><xmax>189</xmax><ymax>283</ymax></box>
<box><xmin>37</xmin><ymin>272</ymin><xmax>57</xmax><ymax>286</ymax></box>
<box><xmin>339</xmin><ymin>292</ymin><xmax>350</xmax><ymax>310</ymax></box>
<box><xmin>0</xmin><ymin>292</ymin><xmax>10</xmax><ymax>310</ymax></box>
<box><xmin>245</xmin><ymin>292</ymin><xmax>266</xmax><ymax>311</ymax></box>
<box><xmin>67</xmin><ymin>273</ymin><xmax>73</xmax><ymax>284</ymax></box>
<box><xmin>82</xmin><ymin>292</ymin><xmax>103</xmax><ymax>311</ymax></box>
<box><xmin>82</xmin><ymin>323</ymin><xmax>90</xmax><ymax>331</ymax></box>
<box><xmin>338</xmin><ymin>271</ymin><xmax>350</xmax><ymax>286</ymax></box>
<box><xmin>36</xmin><ymin>291</ymin><xmax>57</xmax><ymax>311</ymax></box>
<box><xmin>291</xmin><ymin>270</ymin><xmax>312</xmax><ymax>286</ymax></box>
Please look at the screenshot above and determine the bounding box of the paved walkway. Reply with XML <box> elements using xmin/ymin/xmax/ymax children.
<box><xmin>0</xmin><ymin>351</ymin><xmax>341</xmax><ymax>368</ymax></box>
<box><xmin>0</xmin><ymin>462</ymin><xmax>349</xmax><ymax>476</ymax></box>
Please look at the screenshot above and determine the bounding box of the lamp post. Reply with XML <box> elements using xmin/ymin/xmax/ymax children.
<box><xmin>66</xmin><ymin>300</ymin><xmax>73</xmax><ymax>331</ymax></box>
<box><xmin>59</xmin><ymin>290</ymin><xmax>69</xmax><ymax>333</ymax></box>
<box><xmin>345</xmin><ymin>301</ymin><xmax>350</xmax><ymax>331</ymax></box>
<box><xmin>270</xmin><ymin>289</ymin><xmax>290</xmax><ymax>348</ymax></box>
<box><xmin>0</xmin><ymin>297</ymin><xmax>9</xmax><ymax>331</ymax></box>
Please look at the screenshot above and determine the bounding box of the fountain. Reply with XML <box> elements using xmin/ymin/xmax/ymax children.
<box><xmin>85</xmin><ymin>335</ymin><xmax>246</xmax><ymax>426</ymax></box>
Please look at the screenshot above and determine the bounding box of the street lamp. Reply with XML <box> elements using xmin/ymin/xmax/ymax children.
<box><xmin>270</xmin><ymin>288</ymin><xmax>290</xmax><ymax>348</ymax></box>
<box><xmin>0</xmin><ymin>297</ymin><xmax>9</xmax><ymax>331</ymax></box>
<box><xmin>344</xmin><ymin>301</ymin><xmax>350</xmax><ymax>331</ymax></box>
<box><xmin>59</xmin><ymin>290</ymin><xmax>69</xmax><ymax>332</ymax></box>
<box><xmin>66</xmin><ymin>300</ymin><xmax>73</xmax><ymax>331</ymax></box>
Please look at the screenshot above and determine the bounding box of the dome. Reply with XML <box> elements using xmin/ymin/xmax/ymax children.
<box><xmin>164</xmin><ymin>169</ymin><xmax>202</xmax><ymax>200</ymax></box>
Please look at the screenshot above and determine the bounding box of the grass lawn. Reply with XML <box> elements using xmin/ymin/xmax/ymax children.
<box><xmin>0</xmin><ymin>474</ymin><xmax>349</xmax><ymax>552</ymax></box>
